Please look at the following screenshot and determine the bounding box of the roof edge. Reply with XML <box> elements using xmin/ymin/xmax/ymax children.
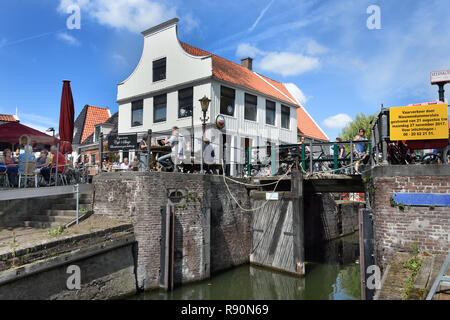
<box><xmin>141</xmin><ymin>18</ymin><xmax>179</xmax><ymax>37</ymax></box>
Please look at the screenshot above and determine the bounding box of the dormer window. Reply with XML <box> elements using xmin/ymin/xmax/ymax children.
<box><xmin>94</xmin><ymin>126</ymin><xmax>101</xmax><ymax>142</ymax></box>
<box><xmin>153</xmin><ymin>58</ymin><xmax>166</xmax><ymax>82</ymax></box>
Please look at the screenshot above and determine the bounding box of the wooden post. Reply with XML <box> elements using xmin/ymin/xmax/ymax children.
<box><xmin>291</xmin><ymin>167</ymin><xmax>305</xmax><ymax>275</ymax></box>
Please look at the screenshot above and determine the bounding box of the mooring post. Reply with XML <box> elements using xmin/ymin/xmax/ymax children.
<box><xmin>291</xmin><ymin>167</ymin><xmax>305</xmax><ymax>275</ymax></box>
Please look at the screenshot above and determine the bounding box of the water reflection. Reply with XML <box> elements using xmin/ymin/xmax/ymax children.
<box><xmin>132</xmin><ymin>233</ymin><xmax>360</xmax><ymax>300</ymax></box>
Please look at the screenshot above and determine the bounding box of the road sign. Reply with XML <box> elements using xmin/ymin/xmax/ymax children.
<box><xmin>389</xmin><ymin>103</ymin><xmax>449</xmax><ymax>141</ymax></box>
<box><xmin>431</xmin><ymin>70</ymin><xmax>450</xmax><ymax>84</ymax></box>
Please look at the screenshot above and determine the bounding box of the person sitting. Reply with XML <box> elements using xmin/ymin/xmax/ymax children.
<box><xmin>130</xmin><ymin>158</ymin><xmax>139</xmax><ymax>171</ymax></box>
<box><xmin>35</xmin><ymin>149</ymin><xmax>50</xmax><ymax>174</ymax></box>
<box><xmin>41</xmin><ymin>146</ymin><xmax>66</xmax><ymax>184</ymax></box>
<box><xmin>101</xmin><ymin>158</ymin><xmax>111</xmax><ymax>172</ymax></box>
<box><xmin>158</xmin><ymin>126</ymin><xmax>186</xmax><ymax>171</ymax></box>
<box><xmin>2</xmin><ymin>148</ymin><xmax>18</xmax><ymax>187</ymax></box>
<box><xmin>120</xmin><ymin>158</ymin><xmax>130</xmax><ymax>170</ymax></box>
<box><xmin>18</xmin><ymin>145</ymin><xmax>36</xmax><ymax>184</ymax></box>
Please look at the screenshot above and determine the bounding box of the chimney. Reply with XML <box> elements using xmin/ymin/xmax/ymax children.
<box><xmin>241</xmin><ymin>57</ymin><xmax>253</xmax><ymax>71</ymax></box>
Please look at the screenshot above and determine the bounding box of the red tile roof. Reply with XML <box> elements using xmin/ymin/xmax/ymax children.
<box><xmin>180</xmin><ymin>42</ymin><xmax>299</xmax><ymax>106</ymax></box>
<box><xmin>80</xmin><ymin>106</ymin><xmax>110</xmax><ymax>143</ymax></box>
<box><xmin>297</xmin><ymin>107</ymin><xmax>329</xmax><ymax>141</ymax></box>
<box><xmin>0</xmin><ymin>114</ymin><xmax>19</xmax><ymax>123</ymax></box>
<box><xmin>180</xmin><ymin>41</ymin><xmax>328</xmax><ymax>141</ymax></box>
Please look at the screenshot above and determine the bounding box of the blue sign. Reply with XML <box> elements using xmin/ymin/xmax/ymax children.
<box><xmin>393</xmin><ymin>193</ymin><xmax>450</xmax><ymax>207</ymax></box>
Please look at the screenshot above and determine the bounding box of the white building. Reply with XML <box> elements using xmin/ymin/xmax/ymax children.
<box><xmin>117</xmin><ymin>18</ymin><xmax>318</xmax><ymax>175</ymax></box>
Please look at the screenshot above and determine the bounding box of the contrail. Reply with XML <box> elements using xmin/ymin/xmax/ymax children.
<box><xmin>249</xmin><ymin>0</ymin><xmax>275</xmax><ymax>32</ymax></box>
<box><xmin>0</xmin><ymin>28</ymin><xmax>67</xmax><ymax>49</ymax></box>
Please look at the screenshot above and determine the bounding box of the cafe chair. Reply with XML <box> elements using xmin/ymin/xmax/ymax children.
<box><xmin>18</xmin><ymin>161</ymin><xmax>38</xmax><ymax>188</ymax></box>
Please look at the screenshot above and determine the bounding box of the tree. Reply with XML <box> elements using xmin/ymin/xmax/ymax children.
<box><xmin>339</xmin><ymin>113</ymin><xmax>377</xmax><ymax>142</ymax></box>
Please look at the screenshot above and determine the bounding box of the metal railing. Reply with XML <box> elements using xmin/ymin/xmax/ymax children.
<box><xmin>245</xmin><ymin>140</ymin><xmax>372</xmax><ymax>176</ymax></box>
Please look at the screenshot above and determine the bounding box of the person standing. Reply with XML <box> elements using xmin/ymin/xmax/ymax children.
<box><xmin>203</xmin><ymin>138</ymin><xmax>215</xmax><ymax>174</ymax></box>
<box><xmin>353</xmin><ymin>129</ymin><xmax>367</xmax><ymax>174</ymax></box>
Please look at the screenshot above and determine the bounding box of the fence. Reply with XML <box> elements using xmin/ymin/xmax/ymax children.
<box><xmin>245</xmin><ymin>140</ymin><xmax>372</xmax><ymax>177</ymax></box>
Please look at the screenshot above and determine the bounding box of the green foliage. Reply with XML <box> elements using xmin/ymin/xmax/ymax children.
<box><xmin>47</xmin><ymin>225</ymin><xmax>66</xmax><ymax>237</ymax></box>
<box><xmin>390</xmin><ymin>197</ymin><xmax>397</xmax><ymax>207</ymax></box>
<box><xmin>402</xmin><ymin>243</ymin><xmax>423</xmax><ymax>300</ymax></box>
<box><xmin>339</xmin><ymin>113</ymin><xmax>377</xmax><ymax>142</ymax></box>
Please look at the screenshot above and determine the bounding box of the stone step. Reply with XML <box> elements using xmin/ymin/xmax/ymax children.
<box><xmin>30</xmin><ymin>215</ymin><xmax>74</xmax><ymax>223</ymax></box>
<box><xmin>37</xmin><ymin>209</ymin><xmax>80</xmax><ymax>217</ymax></box>
<box><xmin>23</xmin><ymin>221</ymin><xmax>65</xmax><ymax>229</ymax></box>
<box><xmin>51</xmin><ymin>203</ymin><xmax>92</xmax><ymax>210</ymax></box>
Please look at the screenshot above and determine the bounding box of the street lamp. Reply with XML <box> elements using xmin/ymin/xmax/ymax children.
<box><xmin>199</xmin><ymin>95</ymin><xmax>211</xmax><ymax>174</ymax></box>
<box><xmin>47</xmin><ymin>127</ymin><xmax>55</xmax><ymax>137</ymax></box>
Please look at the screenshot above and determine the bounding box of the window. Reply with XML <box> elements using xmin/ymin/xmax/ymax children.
<box><xmin>266</xmin><ymin>100</ymin><xmax>275</xmax><ymax>125</ymax></box>
<box><xmin>220</xmin><ymin>86</ymin><xmax>235</xmax><ymax>116</ymax></box>
<box><xmin>178</xmin><ymin>87</ymin><xmax>193</xmax><ymax>118</ymax></box>
<box><xmin>244</xmin><ymin>93</ymin><xmax>257</xmax><ymax>121</ymax></box>
<box><xmin>153</xmin><ymin>58</ymin><xmax>166</xmax><ymax>82</ymax></box>
<box><xmin>94</xmin><ymin>126</ymin><xmax>101</xmax><ymax>142</ymax></box>
<box><xmin>131</xmin><ymin>100</ymin><xmax>143</xmax><ymax>127</ymax></box>
<box><xmin>281</xmin><ymin>105</ymin><xmax>290</xmax><ymax>129</ymax></box>
<box><xmin>90</xmin><ymin>154</ymin><xmax>96</xmax><ymax>165</ymax></box>
<box><xmin>154</xmin><ymin>94</ymin><xmax>167</xmax><ymax>123</ymax></box>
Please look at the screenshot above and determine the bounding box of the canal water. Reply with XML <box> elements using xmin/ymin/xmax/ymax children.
<box><xmin>133</xmin><ymin>233</ymin><xmax>361</xmax><ymax>300</ymax></box>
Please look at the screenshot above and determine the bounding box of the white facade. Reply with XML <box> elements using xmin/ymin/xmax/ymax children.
<box><xmin>117</xmin><ymin>18</ymin><xmax>298</xmax><ymax>175</ymax></box>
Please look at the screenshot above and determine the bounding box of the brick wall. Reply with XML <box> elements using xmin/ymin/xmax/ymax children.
<box><xmin>372</xmin><ymin>173</ymin><xmax>450</xmax><ymax>269</ymax></box>
<box><xmin>93</xmin><ymin>172</ymin><xmax>250</xmax><ymax>290</ymax></box>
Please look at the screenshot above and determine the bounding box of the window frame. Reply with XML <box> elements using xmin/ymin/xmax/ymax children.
<box><xmin>153</xmin><ymin>94</ymin><xmax>167</xmax><ymax>123</ymax></box>
<box><xmin>131</xmin><ymin>99</ymin><xmax>144</xmax><ymax>127</ymax></box>
<box><xmin>265</xmin><ymin>100</ymin><xmax>276</xmax><ymax>126</ymax></box>
<box><xmin>153</xmin><ymin>57</ymin><xmax>166</xmax><ymax>82</ymax></box>
<box><xmin>220</xmin><ymin>86</ymin><xmax>236</xmax><ymax>117</ymax></box>
<box><xmin>244</xmin><ymin>93</ymin><xmax>257</xmax><ymax>122</ymax></box>
<box><xmin>281</xmin><ymin>105</ymin><xmax>290</xmax><ymax>129</ymax></box>
<box><xmin>178</xmin><ymin>87</ymin><xmax>193</xmax><ymax>118</ymax></box>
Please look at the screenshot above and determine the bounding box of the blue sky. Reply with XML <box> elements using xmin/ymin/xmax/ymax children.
<box><xmin>0</xmin><ymin>0</ymin><xmax>449</xmax><ymax>140</ymax></box>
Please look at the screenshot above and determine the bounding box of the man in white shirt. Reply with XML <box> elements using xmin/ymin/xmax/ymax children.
<box><xmin>120</xmin><ymin>158</ymin><xmax>129</xmax><ymax>170</ymax></box>
<box><xmin>158</xmin><ymin>126</ymin><xmax>185</xmax><ymax>170</ymax></box>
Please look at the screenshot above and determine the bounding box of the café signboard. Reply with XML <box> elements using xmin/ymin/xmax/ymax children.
<box><xmin>389</xmin><ymin>103</ymin><xmax>449</xmax><ymax>141</ymax></box>
<box><xmin>108</xmin><ymin>134</ymin><xmax>137</xmax><ymax>151</ymax></box>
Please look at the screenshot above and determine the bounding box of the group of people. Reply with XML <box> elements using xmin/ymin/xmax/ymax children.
<box><xmin>0</xmin><ymin>145</ymin><xmax>67</xmax><ymax>187</ymax></box>
<box><xmin>100</xmin><ymin>157</ymin><xmax>138</xmax><ymax>172</ymax></box>
<box><xmin>296</xmin><ymin>128</ymin><xmax>369</xmax><ymax>174</ymax></box>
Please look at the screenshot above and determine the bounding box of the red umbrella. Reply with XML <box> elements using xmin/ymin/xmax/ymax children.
<box><xmin>0</xmin><ymin>122</ymin><xmax>59</xmax><ymax>145</ymax></box>
<box><xmin>58</xmin><ymin>80</ymin><xmax>75</xmax><ymax>154</ymax></box>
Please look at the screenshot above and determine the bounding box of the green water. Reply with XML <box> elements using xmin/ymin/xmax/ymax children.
<box><xmin>132</xmin><ymin>233</ymin><xmax>361</xmax><ymax>300</ymax></box>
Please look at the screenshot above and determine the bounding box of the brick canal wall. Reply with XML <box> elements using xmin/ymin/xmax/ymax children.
<box><xmin>369</xmin><ymin>165</ymin><xmax>450</xmax><ymax>270</ymax></box>
<box><xmin>93</xmin><ymin>172</ymin><xmax>250</xmax><ymax>291</ymax></box>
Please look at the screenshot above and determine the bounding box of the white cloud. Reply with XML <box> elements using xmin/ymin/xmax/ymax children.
<box><xmin>21</xmin><ymin>123</ymin><xmax>54</xmax><ymax>136</ymax></box>
<box><xmin>20</xmin><ymin>113</ymin><xmax>58</xmax><ymax>128</ymax></box>
<box><xmin>306</xmin><ymin>39</ymin><xmax>328</xmax><ymax>55</ymax></box>
<box><xmin>259</xmin><ymin>52</ymin><xmax>320</xmax><ymax>77</ymax></box>
<box><xmin>323</xmin><ymin>114</ymin><xmax>352</xmax><ymax>129</ymax></box>
<box><xmin>56</xmin><ymin>32</ymin><xmax>80</xmax><ymax>46</ymax></box>
<box><xmin>58</xmin><ymin>0</ymin><xmax>180</xmax><ymax>34</ymax></box>
<box><xmin>112</xmin><ymin>53</ymin><xmax>128</xmax><ymax>66</ymax></box>
<box><xmin>284</xmin><ymin>83</ymin><xmax>307</xmax><ymax>106</ymax></box>
<box><xmin>236</xmin><ymin>43</ymin><xmax>264</xmax><ymax>58</ymax></box>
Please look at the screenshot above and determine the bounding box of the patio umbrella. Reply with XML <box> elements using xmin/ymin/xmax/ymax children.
<box><xmin>58</xmin><ymin>80</ymin><xmax>75</xmax><ymax>155</ymax></box>
<box><xmin>0</xmin><ymin>122</ymin><xmax>59</xmax><ymax>146</ymax></box>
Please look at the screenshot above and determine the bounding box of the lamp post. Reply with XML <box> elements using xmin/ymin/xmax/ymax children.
<box><xmin>199</xmin><ymin>95</ymin><xmax>211</xmax><ymax>174</ymax></box>
<box><xmin>47</xmin><ymin>127</ymin><xmax>55</xmax><ymax>137</ymax></box>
